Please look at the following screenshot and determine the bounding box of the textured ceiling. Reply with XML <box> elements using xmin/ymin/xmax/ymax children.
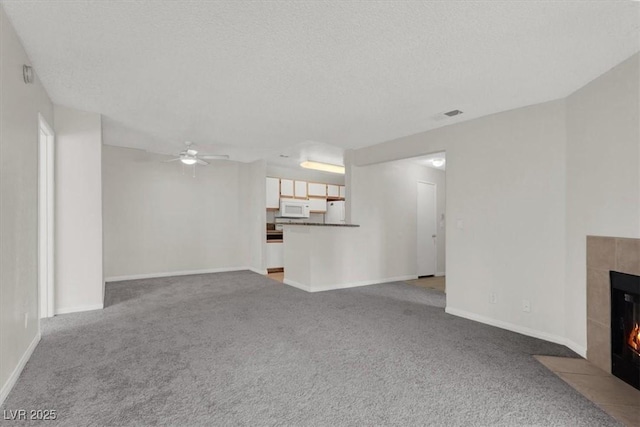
<box><xmin>3</xmin><ymin>1</ymin><xmax>639</xmax><ymax>164</ymax></box>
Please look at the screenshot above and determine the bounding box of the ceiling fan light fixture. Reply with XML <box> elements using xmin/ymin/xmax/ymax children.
<box><xmin>180</xmin><ymin>156</ymin><xmax>197</xmax><ymax>165</ymax></box>
<box><xmin>300</xmin><ymin>160</ymin><xmax>345</xmax><ymax>174</ymax></box>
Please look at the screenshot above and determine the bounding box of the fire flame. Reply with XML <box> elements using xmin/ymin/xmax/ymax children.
<box><xmin>629</xmin><ymin>323</ymin><xmax>640</xmax><ymax>355</ymax></box>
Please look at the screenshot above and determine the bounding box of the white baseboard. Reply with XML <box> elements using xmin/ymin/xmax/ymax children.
<box><xmin>445</xmin><ymin>307</ymin><xmax>586</xmax><ymax>357</ymax></box>
<box><xmin>564</xmin><ymin>339</ymin><xmax>587</xmax><ymax>358</ymax></box>
<box><xmin>105</xmin><ymin>267</ymin><xmax>250</xmax><ymax>282</ymax></box>
<box><xmin>435</xmin><ymin>271</ymin><xmax>446</xmax><ymax>277</ymax></box>
<box><xmin>55</xmin><ymin>303</ymin><xmax>104</xmax><ymax>315</ymax></box>
<box><xmin>249</xmin><ymin>267</ymin><xmax>268</xmax><ymax>275</ymax></box>
<box><xmin>0</xmin><ymin>332</ymin><xmax>41</xmax><ymax>406</ymax></box>
<box><xmin>283</xmin><ymin>279</ymin><xmax>311</xmax><ymax>292</ymax></box>
<box><xmin>284</xmin><ymin>275</ymin><xmax>417</xmax><ymax>293</ymax></box>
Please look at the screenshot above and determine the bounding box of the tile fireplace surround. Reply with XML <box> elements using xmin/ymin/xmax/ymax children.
<box><xmin>586</xmin><ymin>236</ymin><xmax>640</xmax><ymax>373</ymax></box>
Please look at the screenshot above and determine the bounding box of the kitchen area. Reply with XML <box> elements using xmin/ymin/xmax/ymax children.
<box><xmin>265</xmin><ymin>175</ymin><xmax>347</xmax><ymax>275</ymax></box>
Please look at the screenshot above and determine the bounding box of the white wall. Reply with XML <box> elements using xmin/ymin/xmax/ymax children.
<box><xmin>351</xmin><ymin>99</ymin><xmax>570</xmax><ymax>349</ymax></box>
<box><xmin>565</xmin><ymin>53</ymin><xmax>640</xmax><ymax>352</ymax></box>
<box><xmin>0</xmin><ymin>5</ymin><xmax>53</xmax><ymax>403</ymax></box>
<box><xmin>349</xmin><ymin>161</ymin><xmax>446</xmax><ymax>276</ymax></box>
<box><xmin>240</xmin><ymin>160</ymin><xmax>267</xmax><ymax>274</ymax></box>
<box><xmin>350</xmin><ymin>53</ymin><xmax>640</xmax><ymax>354</ymax></box>
<box><xmin>103</xmin><ymin>145</ymin><xmax>257</xmax><ymax>279</ymax></box>
<box><xmin>55</xmin><ymin>105</ymin><xmax>104</xmax><ymax>314</ymax></box>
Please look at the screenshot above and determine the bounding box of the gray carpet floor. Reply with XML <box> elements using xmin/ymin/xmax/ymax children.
<box><xmin>1</xmin><ymin>271</ymin><xmax>619</xmax><ymax>426</ymax></box>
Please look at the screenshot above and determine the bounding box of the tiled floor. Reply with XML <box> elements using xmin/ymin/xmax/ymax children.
<box><xmin>535</xmin><ymin>355</ymin><xmax>640</xmax><ymax>426</ymax></box>
<box><xmin>405</xmin><ymin>275</ymin><xmax>446</xmax><ymax>293</ymax></box>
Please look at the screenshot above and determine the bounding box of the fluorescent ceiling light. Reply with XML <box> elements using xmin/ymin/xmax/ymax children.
<box><xmin>431</xmin><ymin>158</ymin><xmax>445</xmax><ymax>167</ymax></box>
<box><xmin>181</xmin><ymin>156</ymin><xmax>197</xmax><ymax>165</ymax></box>
<box><xmin>300</xmin><ymin>160</ymin><xmax>345</xmax><ymax>174</ymax></box>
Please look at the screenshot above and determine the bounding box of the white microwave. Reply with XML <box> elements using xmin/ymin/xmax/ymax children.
<box><xmin>280</xmin><ymin>199</ymin><xmax>310</xmax><ymax>218</ymax></box>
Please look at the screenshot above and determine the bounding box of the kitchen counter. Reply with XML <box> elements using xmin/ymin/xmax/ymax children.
<box><xmin>280</xmin><ymin>222</ymin><xmax>360</xmax><ymax>227</ymax></box>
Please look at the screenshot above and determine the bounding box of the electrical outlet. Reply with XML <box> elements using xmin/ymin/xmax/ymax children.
<box><xmin>24</xmin><ymin>313</ymin><xmax>28</xmax><ymax>329</ymax></box>
<box><xmin>489</xmin><ymin>292</ymin><xmax>497</xmax><ymax>304</ymax></box>
<box><xmin>522</xmin><ymin>300</ymin><xmax>531</xmax><ymax>313</ymax></box>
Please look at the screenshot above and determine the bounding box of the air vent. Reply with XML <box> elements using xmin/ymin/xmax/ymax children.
<box><xmin>444</xmin><ymin>109</ymin><xmax>463</xmax><ymax>117</ymax></box>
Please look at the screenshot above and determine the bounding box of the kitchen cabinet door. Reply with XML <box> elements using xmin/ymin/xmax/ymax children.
<box><xmin>266</xmin><ymin>177</ymin><xmax>280</xmax><ymax>209</ymax></box>
<box><xmin>327</xmin><ymin>184</ymin><xmax>339</xmax><ymax>197</ymax></box>
<box><xmin>339</xmin><ymin>185</ymin><xmax>346</xmax><ymax>198</ymax></box>
<box><xmin>266</xmin><ymin>242</ymin><xmax>283</xmax><ymax>268</ymax></box>
<box><xmin>280</xmin><ymin>179</ymin><xmax>294</xmax><ymax>197</ymax></box>
<box><xmin>308</xmin><ymin>197</ymin><xmax>327</xmax><ymax>212</ymax></box>
<box><xmin>308</xmin><ymin>182</ymin><xmax>327</xmax><ymax>197</ymax></box>
<box><xmin>294</xmin><ymin>180</ymin><xmax>307</xmax><ymax>199</ymax></box>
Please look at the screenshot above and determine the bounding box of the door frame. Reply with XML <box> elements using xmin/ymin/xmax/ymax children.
<box><xmin>417</xmin><ymin>180</ymin><xmax>437</xmax><ymax>277</ymax></box>
<box><xmin>38</xmin><ymin>113</ymin><xmax>55</xmax><ymax>318</ymax></box>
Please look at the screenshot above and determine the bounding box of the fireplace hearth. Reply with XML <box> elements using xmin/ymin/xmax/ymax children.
<box><xmin>610</xmin><ymin>271</ymin><xmax>640</xmax><ymax>390</ymax></box>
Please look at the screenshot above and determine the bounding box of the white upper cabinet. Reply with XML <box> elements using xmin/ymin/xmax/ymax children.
<box><xmin>266</xmin><ymin>177</ymin><xmax>280</xmax><ymax>209</ymax></box>
<box><xmin>294</xmin><ymin>180</ymin><xmax>307</xmax><ymax>199</ymax></box>
<box><xmin>327</xmin><ymin>184</ymin><xmax>339</xmax><ymax>197</ymax></box>
<box><xmin>308</xmin><ymin>197</ymin><xmax>327</xmax><ymax>212</ymax></box>
<box><xmin>339</xmin><ymin>185</ymin><xmax>346</xmax><ymax>198</ymax></box>
<box><xmin>280</xmin><ymin>179</ymin><xmax>294</xmax><ymax>197</ymax></box>
<box><xmin>308</xmin><ymin>182</ymin><xmax>327</xmax><ymax>197</ymax></box>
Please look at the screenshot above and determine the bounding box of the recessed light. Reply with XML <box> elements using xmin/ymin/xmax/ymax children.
<box><xmin>431</xmin><ymin>158</ymin><xmax>445</xmax><ymax>167</ymax></box>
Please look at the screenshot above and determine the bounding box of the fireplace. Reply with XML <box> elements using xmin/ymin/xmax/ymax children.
<box><xmin>610</xmin><ymin>271</ymin><xmax>640</xmax><ymax>390</ymax></box>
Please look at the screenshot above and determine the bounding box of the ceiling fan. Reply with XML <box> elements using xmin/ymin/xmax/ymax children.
<box><xmin>164</xmin><ymin>141</ymin><xmax>229</xmax><ymax>166</ymax></box>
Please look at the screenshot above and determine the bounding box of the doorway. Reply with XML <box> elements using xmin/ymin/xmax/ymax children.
<box><xmin>417</xmin><ymin>181</ymin><xmax>437</xmax><ymax>277</ymax></box>
<box><xmin>38</xmin><ymin>114</ymin><xmax>55</xmax><ymax>318</ymax></box>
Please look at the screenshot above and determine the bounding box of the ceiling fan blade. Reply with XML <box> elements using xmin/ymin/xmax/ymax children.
<box><xmin>199</xmin><ymin>154</ymin><xmax>229</xmax><ymax>160</ymax></box>
<box><xmin>196</xmin><ymin>159</ymin><xmax>209</xmax><ymax>166</ymax></box>
<box><xmin>163</xmin><ymin>158</ymin><xmax>181</xmax><ymax>163</ymax></box>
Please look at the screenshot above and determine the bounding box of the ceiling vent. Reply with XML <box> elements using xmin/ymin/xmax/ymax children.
<box><xmin>444</xmin><ymin>109</ymin><xmax>463</xmax><ymax>117</ymax></box>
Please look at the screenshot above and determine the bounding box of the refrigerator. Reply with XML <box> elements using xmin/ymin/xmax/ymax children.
<box><xmin>325</xmin><ymin>201</ymin><xmax>346</xmax><ymax>224</ymax></box>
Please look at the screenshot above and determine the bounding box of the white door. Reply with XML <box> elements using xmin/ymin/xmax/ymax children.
<box><xmin>417</xmin><ymin>182</ymin><xmax>437</xmax><ymax>277</ymax></box>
